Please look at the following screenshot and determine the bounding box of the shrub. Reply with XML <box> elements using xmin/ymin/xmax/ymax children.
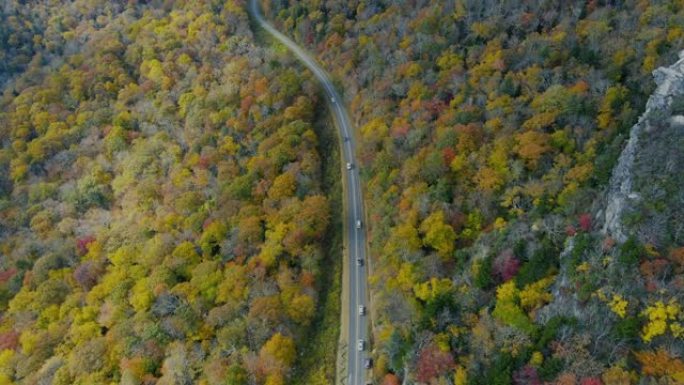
<box><xmin>536</xmin><ymin>316</ymin><xmax>576</xmax><ymax>350</ymax></box>
<box><xmin>538</xmin><ymin>357</ymin><xmax>564</xmax><ymax>381</ymax></box>
<box><xmin>516</xmin><ymin>240</ymin><xmax>559</xmax><ymax>287</ymax></box>
<box><xmin>474</xmin><ymin>255</ymin><xmax>495</xmax><ymax>290</ymax></box>
<box><xmin>618</xmin><ymin>236</ymin><xmax>643</xmax><ymax>266</ymax></box>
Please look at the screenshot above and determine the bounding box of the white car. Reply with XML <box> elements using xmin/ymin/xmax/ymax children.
<box><xmin>346</xmin><ymin>162</ymin><xmax>352</xmax><ymax>170</ymax></box>
<box><xmin>356</xmin><ymin>220</ymin><xmax>362</xmax><ymax>229</ymax></box>
<box><xmin>357</xmin><ymin>339</ymin><xmax>364</xmax><ymax>351</ymax></box>
<box><xmin>359</xmin><ymin>305</ymin><xmax>366</xmax><ymax>316</ymax></box>
<box><xmin>331</xmin><ymin>97</ymin><xmax>336</xmax><ymax>103</ymax></box>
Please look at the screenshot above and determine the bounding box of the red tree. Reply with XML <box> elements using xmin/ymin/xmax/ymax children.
<box><xmin>0</xmin><ymin>331</ymin><xmax>18</xmax><ymax>350</ymax></box>
<box><xmin>565</xmin><ymin>225</ymin><xmax>577</xmax><ymax>236</ymax></box>
<box><xmin>578</xmin><ymin>213</ymin><xmax>592</xmax><ymax>232</ymax></box>
<box><xmin>0</xmin><ymin>268</ymin><xmax>17</xmax><ymax>284</ymax></box>
<box><xmin>513</xmin><ymin>365</ymin><xmax>541</xmax><ymax>385</ymax></box>
<box><xmin>415</xmin><ymin>343</ymin><xmax>454</xmax><ymax>383</ymax></box>
<box><xmin>580</xmin><ymin>377</ymin><xmax>602</xmax><ymax>385</ymax></box>
<box><xmin>76</xmin><ymin>235</ymin><xmax>96</xmax><ymax>256</ymax></box>
<box><xmin>494</xmin><ymin>249</ymin><xmax>520</xmax><ymax>282</ymax></box>
<box><xmin>442</xmin><ymin>148</ymin><xmax>456</xmax><ymax>165</ymax></box>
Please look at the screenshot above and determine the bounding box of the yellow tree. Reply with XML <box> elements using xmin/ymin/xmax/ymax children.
<box><xmin>268</xmin><ymin>172</ymin><xmax>297</xmax><ymax>200</ymax></box>
<box><xmin>514</xmin><ymin>131</ymin><xmax>551</xmax><ymax>170</ymax></box>
<box><xmin>420</xmin><ymin>211</ymin><xmax>456</xmax><ymax>257</ymax></box>
<box><xmin>260</xmin><ymin>333</ymin><xmax>296</xmax><ymax>379</ymax></box>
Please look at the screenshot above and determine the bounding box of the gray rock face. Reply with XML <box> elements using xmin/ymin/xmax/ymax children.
<box><xmin>602</xmin><ymin>50</ymin><xmax>684</xmax><ymax>242</ymax></box>
<box><xmin>539</xmin><ymin>51</ymin><xmax>684</xmax><ymax>326</ymax></box>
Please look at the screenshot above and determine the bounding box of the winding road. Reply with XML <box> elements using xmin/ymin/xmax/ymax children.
<box><xmin>248</xmin><ymin>2</ymin><xmax>370</xmax><ymax>385</ymax></box>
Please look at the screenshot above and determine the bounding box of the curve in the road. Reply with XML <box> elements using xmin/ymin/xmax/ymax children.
<box><xmin>248</xmin><ymin>2</ymin><xmax>370</xmax><ymax>385</ymax></box>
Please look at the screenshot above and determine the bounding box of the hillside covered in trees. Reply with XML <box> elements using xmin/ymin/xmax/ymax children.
<box><xmin>2</xmin><ymin>0</ymin><xmax>684</xmax><ymax>384</ymax></box>
<box><xmin>264</xmin><ymin>0</ymin><xmax>684</xmax><ymax>384</ymax></box>
<box><xmin>0</xmin><ymin>1</ymin><xmax>339</xmax><ymax>384</ymax></box>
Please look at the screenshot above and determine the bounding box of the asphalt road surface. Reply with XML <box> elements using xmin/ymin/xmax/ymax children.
<box><xmin>249</xmin><ymin>2</ymin><xmax>369</xmax><ymax>384</ymax></box>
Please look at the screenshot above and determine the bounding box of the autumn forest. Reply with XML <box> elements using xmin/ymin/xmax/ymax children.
<box><xmin>1</xmin><ymin>0</ymin><xmax>684</xmax><ymax>385</ymax></box>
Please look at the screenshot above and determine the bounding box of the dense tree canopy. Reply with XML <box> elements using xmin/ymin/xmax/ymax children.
<box><xmin>0</xmin><ymin>0</ymin><xmax>334</xmax><ymax>384</ymax></box>
<box><xmin>266</xmin><ymin>0</ymin><xmax>684</xmax><ymax>383</ymax></box>
<box><xmin>1</xmin><ymin>0</ymin><xmax>684</xmax><ymax>384</ymax></box>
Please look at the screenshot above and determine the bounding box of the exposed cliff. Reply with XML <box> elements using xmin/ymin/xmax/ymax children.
<box><xmin>539</xmin><ymin>51</ymin><xmax>684</xmax><ymax>351</ymax></box>
<box><xmin>602</xmin><ymin>50</ymin><xmax>684</xmax><ymax>246</ymax></box>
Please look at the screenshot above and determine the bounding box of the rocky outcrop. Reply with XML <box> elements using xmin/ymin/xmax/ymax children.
<box><xmin>602</xmin><ymin>50</ymin><xmax>684</xmax><ymax>242</ymax></box>
<box><xmin>539</xmin><ymin>51</ymin><xmax>684</xmax><ymax>326</ymax></box>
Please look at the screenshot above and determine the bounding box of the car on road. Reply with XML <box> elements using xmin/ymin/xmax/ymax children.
<box><xmin>363</xmin><ymin>358</ymin><xmax>373</xmax><ymax>369</ymax></box>
<box><xmin>356</xmin><ymin>219</ymin><xmax>362</xmax><ymax>229</ymax></box>
<box><xmin>357</xmin><ymin>339</ymin><xmax>364</xmax><ymax>351</ymax></box>
<box><xmin>359</xmin><ymin>305</ymin><xmax>366</xmax><ymax>315</ymax></box>
<box><xmin>331</xmin><ymin>97</ymin><xmax>336</xmax><ymax>103</ymax></box>
<box><xmin>346</xmin><ymin>162</ymin><xmax>352</xmax><ymax>170</ymax></box>
<box><xmin>356</xmin><ymin>258</ymin><xmax>363</xmax><ymax>266</ymax></box>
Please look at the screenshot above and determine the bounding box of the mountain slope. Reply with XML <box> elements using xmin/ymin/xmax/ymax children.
<box><xmin>262</xmin><ymin>1</ymin><xmax>684</xmax><ymax>383</ymax></box>
<box><xmin>0</xmin><ymin>1</ymin><xmax>335</xmax><ymax>384</ymax></box>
